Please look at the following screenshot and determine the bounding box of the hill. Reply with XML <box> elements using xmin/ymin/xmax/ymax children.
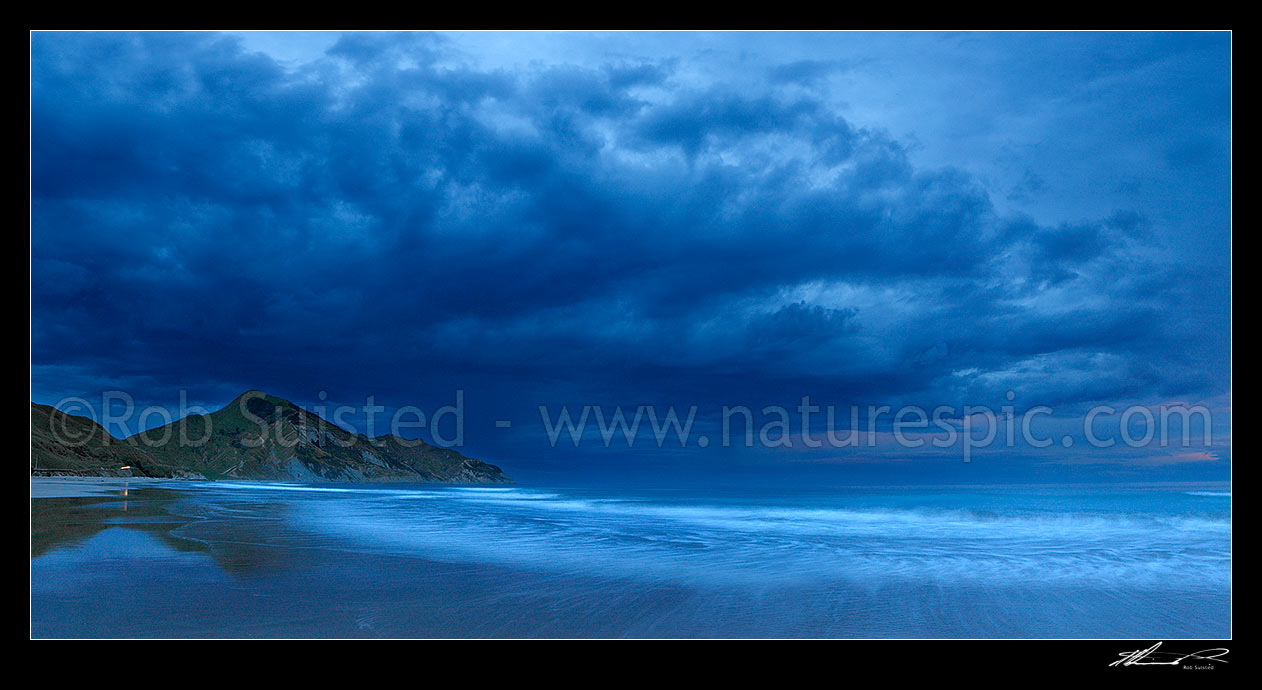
<box><xmin>30</xmin><ymin>391</ymin><xmax>511</xmax><ymax>483</ymax></box>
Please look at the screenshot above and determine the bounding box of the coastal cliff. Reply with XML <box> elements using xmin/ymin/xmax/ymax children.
<box><xmin>30</xmin><ymin>391</ymin><xmax>511</xmax><ymax>483</ymax></box>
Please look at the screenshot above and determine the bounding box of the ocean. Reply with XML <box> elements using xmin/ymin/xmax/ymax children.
<box><xmin>30</xmin><ymin>480</ymin><xmax>1231</xmax><ymax>638</ymax></box>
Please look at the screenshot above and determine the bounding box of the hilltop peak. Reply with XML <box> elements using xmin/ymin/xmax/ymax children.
<box><xmin>32</xmin><ymin>387</ymin><xmax>511</xmax><ymax>483</ymax></box>
<box><xmin>229</xmin><ymin>389</ymin><xmax>292</xmax><ymax>405</ymax></box>
<box><xmin>219</xmin><ymin>390</ymin><xmax>304</xmax><ymax>417</ymax></box>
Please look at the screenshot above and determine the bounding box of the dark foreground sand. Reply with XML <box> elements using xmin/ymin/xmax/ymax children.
<box><xmin>31</xmin><ymin>480</ymin><xmax>1231</xmax><ymax>638</ymax></box>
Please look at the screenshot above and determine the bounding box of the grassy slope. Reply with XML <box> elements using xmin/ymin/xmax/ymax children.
<box><xmin>30</xmin><ymin>403</ymin><xmax>169</xmax><ymax>476</ymax></box>
<box><xmin>31</xmin><ymin>392</ymin><xmax>511</xmax><ymax>483</ymax></box>
<box><xmin>130</xmin><ymin>391</ymin><xmax>510</xmax><ymax>482</ymax></box>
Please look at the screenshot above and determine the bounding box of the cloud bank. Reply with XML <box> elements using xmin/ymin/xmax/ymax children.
<box><xmin>30</xmin><ymin>32</ymin><xmax>1230</xmax><ymax>477</ymax></box>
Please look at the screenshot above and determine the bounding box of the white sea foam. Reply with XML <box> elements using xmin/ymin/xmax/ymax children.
<box><xmin>33</xmin><ymin>481</ymin><xmax>1232</xmax><ymax>638</ymax></box>
<box><xmin>219</xmin><ymin>484</ymin><xmax>1233</xmax><ymax>589</ymax></box>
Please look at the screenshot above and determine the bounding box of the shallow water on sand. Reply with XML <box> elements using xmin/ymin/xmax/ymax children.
<box><xmin>30</xmin><ymin>480</ymin><xmax>1230</xmax><ymax>638</ymax></box>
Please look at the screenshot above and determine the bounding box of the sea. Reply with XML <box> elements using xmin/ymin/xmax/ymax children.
<box><xmin>30</xmin><ymin>480</ymin><xmax>1231</xmax><ymax>638</ymax></box>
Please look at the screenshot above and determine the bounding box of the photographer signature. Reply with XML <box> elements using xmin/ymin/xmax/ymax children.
<box><xmin>1110</xmin><ymin>641</ymin><xmax>1229</xmax><ymax>667</ymax></box>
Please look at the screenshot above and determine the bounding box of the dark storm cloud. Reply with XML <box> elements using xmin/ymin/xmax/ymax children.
<box><xmin>30</xmin><ymin>32</ymin><xmax>1230</xmax><ymax>470</ymax></box>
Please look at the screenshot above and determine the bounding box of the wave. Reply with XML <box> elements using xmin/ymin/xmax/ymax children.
<box><xmin>221</xmin><ymin>484</ymin><xmax>1233</xmax><ymax>589</ymax></box>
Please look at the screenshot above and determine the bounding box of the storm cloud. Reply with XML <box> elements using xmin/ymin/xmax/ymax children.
<box><xmin>30</xmin><ymin>32</ymin><xmax>1230</xmax><ymax>477</ymax></box>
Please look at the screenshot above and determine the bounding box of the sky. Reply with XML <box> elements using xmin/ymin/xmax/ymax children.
<box><xmin>30</xmin><ymin>31</ymin><xmax>1231</xmax><ymax>484</ymax></box>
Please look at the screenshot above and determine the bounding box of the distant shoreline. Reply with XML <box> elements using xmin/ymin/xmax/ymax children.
<box><xmin>30</xmin><ymin>475</ymin><xmax>514</xmax><ymax>499</ymax></box>
<box><xmin>30</xmin><ymin>476</ymin><xmax>188</xmax><ymax>498</ymax></box>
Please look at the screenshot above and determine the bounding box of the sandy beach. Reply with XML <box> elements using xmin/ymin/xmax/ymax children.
<box><xmin>30</xmin><ymin>481</ymin><xmax>1231</xmax><ymax>638</ymax></box>
<box><xmin>30</xmin><ymin>476</ymin><xmax>204</xmax><ymax>499</ymax></box>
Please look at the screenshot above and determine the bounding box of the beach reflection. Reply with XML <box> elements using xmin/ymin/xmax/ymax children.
<box><xmin>32</xmin><ymin>488</ymin><xmax>204</xmax><ymax>558</ymax></box>
<box><xmin>31</xmin><ymin>480</ymin><xmax>1231</xmax><ymax>638</ymax></box>
<box><xmin>31</xmin><ymin>484</ymin><xmax>298</xmax><ymax>576</ymax></box>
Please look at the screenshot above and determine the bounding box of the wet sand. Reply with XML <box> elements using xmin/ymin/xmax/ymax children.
<box><xmin>31</xmin><ymin>480</ymin><xmax>1232</xmax><ymax>638</ymax></box>
<box><xmin>30</xmin><ymin>480</ymin><xmax>204</xmax><ymax>560</ymax></box>
<box><xmin>31</xmin><ymin>477</ymin><xmax>202</xmax><ymax>498</ymax></box>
